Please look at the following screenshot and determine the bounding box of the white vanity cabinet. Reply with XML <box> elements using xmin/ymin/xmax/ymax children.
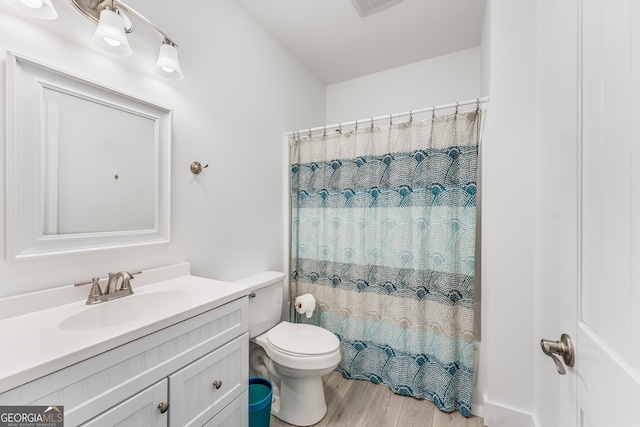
<box><xmin>0</xmin><ymin>297</ymin><xmax>249</xmax><ymax>427</ymax></box>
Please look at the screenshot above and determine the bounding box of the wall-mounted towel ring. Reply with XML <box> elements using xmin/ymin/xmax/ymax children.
<box><xmin>190</xmin><ymin>161</ymin><xmax>208</xmax><ymax>174</ymax></box>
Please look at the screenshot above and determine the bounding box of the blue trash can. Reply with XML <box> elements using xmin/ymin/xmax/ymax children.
<box><xmin>249</xmin><ymin>377</ymin><xmax>272</xmax><ymax>427</ymax></box>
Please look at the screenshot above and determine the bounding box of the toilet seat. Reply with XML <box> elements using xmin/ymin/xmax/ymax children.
<box><xmin>267</xmin><ymin>322</ymin><xmax>339</xmax><ymax>356</ymax></box>
<box><xmin>254</xmin><ymin>321</ymin><xmax>341</xmax><ymax>371</ymax></box>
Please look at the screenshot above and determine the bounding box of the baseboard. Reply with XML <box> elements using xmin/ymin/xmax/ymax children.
<box><xmin>471</xmin><ymin>403</ymin><xmax>484</xmax><ymax>418</ymax></box>
<box><xmin>482</xmin><ymin>394</ymin><xmax>536</xmax><ymax>427</ymax></box>
<box><xmin>471</xmin><ymin>342</ymin><xmax>485</xmax><ymax>420</ymax></box>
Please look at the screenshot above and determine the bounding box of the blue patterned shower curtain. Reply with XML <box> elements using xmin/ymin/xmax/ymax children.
<box><xmin>290</xmin><ymin>110</ymin><xmax>481</xmax><ymax>417</ymax></box>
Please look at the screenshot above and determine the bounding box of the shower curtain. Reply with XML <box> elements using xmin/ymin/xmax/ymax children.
<box><xmin>290</xmin><ymin>109</ymin><xmax>481</xmax><ymax>417</ymax></box>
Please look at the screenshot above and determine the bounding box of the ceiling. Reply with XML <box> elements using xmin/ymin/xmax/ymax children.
<box><xmin>234</xmin><ymin>0</ymin><xmax>487</xmax><ymax>85</ymax></box>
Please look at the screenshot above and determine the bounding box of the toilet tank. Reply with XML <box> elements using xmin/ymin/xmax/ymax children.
<box><xmin>233</xmin><ymin>271</ymin><xmax>285</xmax><ymax>338</ymax></box>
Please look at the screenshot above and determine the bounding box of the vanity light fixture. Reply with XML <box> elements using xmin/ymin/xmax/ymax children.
<box><xmin>91</xmin><ymin>4</ymin><xmax>132</xmax><ymax>56</ymax></box>
<box><xmin>3</xmin><ymin>0</ymin><xmax>58</xmax><ymax>20</ymax></box>
<box><xmin>3</xmin><ymin>0</ymin><xmax>184</xmax><ymax>80</ymax></box>
<box><xmin>76</xmin><ymin>0</ymin><xmax>184</xmax><ymax>79</ymax></box>
<box><xmin>155</xmin><ymin>39</ymin><xmax>183</xmax><ymax>80</ymax></box>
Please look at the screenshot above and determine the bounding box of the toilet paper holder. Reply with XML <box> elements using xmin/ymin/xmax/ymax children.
<box><xmin>289</xmin><ymin>299</ymin><xmax>299</xmax><ymax>323</ymax></box>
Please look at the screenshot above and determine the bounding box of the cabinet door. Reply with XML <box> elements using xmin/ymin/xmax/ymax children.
<box><xmin>169</xmin><ymin>334</ymin><xmax>248</xmax><ymax>427</ymax></box>
<box><xmin>204</xmin><ymin>390</ymin><xmax>248</xmax><ymax>427</ymax></box>
<box><xmin>80</xmin><ymin>379</ymin><xmax>167</xmax><ymax>427</ymax></box>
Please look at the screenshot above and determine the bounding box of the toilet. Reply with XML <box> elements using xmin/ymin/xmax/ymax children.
<box><xmin>233</xmin><ymin>271</ymin><xmax>341</xmax><ymax>426</ymax></box>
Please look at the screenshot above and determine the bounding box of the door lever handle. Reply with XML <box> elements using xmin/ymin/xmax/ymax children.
<box><xmin>157</xmin><ymin>402</ymin><xmax>169</xmax><ymax>414</ymax></box>
<box><xmin>540</xmin><ymin>333</ymin><xmax>575</xmax><ymax>375</ymax></box>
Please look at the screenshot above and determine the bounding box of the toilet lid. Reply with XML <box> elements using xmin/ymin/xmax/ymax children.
<box><xmin>267</xmin><ymin>322</ymin><xmax>339</xmax><ymax>356</ymax></box>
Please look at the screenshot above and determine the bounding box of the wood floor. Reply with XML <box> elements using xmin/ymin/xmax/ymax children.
<box><xmin>269</xmin><ymin>371</ymin><xmax>484</xmax><ymax>427</ymax></box>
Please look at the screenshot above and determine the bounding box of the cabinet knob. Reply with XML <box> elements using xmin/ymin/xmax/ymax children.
<box><xmin>158</xmin><ymin>402</ymin><xmax>169</xmax><ymax>414</ymax></box>
<box><xmin>213</xmin><ymin>380</ymin><xmax>222</xmax><ymax>389</ymax></box>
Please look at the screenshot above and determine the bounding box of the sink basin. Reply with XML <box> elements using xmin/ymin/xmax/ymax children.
<box><xmin>59</xmin><ymin>290</ymin><xmax>191</xmax><ymax>331</ymax></box>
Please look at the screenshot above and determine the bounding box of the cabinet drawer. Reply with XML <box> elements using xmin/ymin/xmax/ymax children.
<box><xmin>169</xmin><ymin>334</ymin><xmax>248</xmax><ymax>427</ymax></box>
<box><xmin>204</xmin><ymin>390</ymin><xmax>248</xmax><ymax>427</ymax></box>
<box><xmin>80</xmin><ymin>379</ymin><xmax>167</xmax><ymax>427</ymax></box>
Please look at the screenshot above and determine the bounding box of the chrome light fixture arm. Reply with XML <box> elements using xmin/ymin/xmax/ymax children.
<box><xmin>68</xmin><ymin>0</ymin><xmax>131</xmax><ymax>32</ymax></box>
<box><xmin>111</xmin><ymin>0</ymin><xmax>178</xmax><ymax>47</ymax></box>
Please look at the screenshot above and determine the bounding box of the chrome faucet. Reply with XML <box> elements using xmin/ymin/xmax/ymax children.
<box><xmin>75</xmin><ymin>271</ymin><xmax>141</xmax><ymax>305</ymax></box>
<box><xmin>105</xmin><ymin>271</ymin><xmax>135</xmax><ymax>295</ymax></box>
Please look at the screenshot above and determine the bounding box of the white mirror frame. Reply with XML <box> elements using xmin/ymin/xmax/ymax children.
<box><xmin>5</xmin><ymin>52</ymin><xmax>172</xmax><ymax>261</ymax></box>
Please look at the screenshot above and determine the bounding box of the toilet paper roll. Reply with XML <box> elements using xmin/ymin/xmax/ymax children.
<box><xmin>295</xmin><ymin>293</ymin><xmax>316</xmax><ymax>318</ymax></box>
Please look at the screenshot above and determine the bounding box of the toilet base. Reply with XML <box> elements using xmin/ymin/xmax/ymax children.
<box><xmin>272</xmin><ymin>373</ymin><xmax>327</xmax><ymax>426</ymax></box>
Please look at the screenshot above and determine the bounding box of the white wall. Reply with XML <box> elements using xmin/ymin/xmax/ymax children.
<box><xmin>0</xmin><ymin>0</ymin><xmax>325</xmax><ymax>297</ymax></box>
<box><xmin>482</xmin><ymin>0</ymin><xmax>538</xmax><ymax>425</ymax></box>
<box><xmin>325</xmin><ymin>47</ymin><xmax>482</xmax><ymax>124</ymax></box>
<box><xmin>481</xmin><ymin>0</ymin><xmax>492</xmax><ymax>97</ymax></box>
<box><xmin>476</xmin><ymin>0</ymin><xmax>492</xmax><ymax>417</ymax></box>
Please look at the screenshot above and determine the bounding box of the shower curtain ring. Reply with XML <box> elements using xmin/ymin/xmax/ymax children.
<box><xmin>476</xmin><ymin>97</ymin><xmax>480</xmax><ymax>113</ymax></box>
<box><xmin>432</xmin><ymin>107</ymin><xmax>436</xmax><ymax>119</ymax></box>
<box><xmin>389</xmin><ymin>114</ymin><xmax>393</xmax><ymax>125</ymax></box>
<box><xmin>323</xmin><ymin>125</ymin><xmax>326</xmax><ymax>137</ymax></box>
<box><xmin>370</xmin><ymin>117</ymin><xmax>374</xmax><ymax>129</ymax></box>
<box><xmin>308</xmin><ymin>128</ymin><xmax>312</xmax><ymax>138</ymax></box>
<box><xmin>338</xmin><ymin>123</ymin><xmax>342</xmax><ymax>133</ymax></box>
<box><xmin>409</xmin><ymin>110</ymin><xmax>413</xmax><ymax>122</ymax></box>
<box><xmin>455</xmin><ymin>102</ymin><xmax>459</xmax><ymax>114</ymax></box>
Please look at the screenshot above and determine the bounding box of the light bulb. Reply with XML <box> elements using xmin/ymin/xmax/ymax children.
<box><xmin>103</xmin><ymin>37</ymin><xmax>121</xmax><ymax>47</ymax></box>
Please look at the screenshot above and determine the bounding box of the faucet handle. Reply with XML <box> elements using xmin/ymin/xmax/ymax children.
<box><xmin>117</xmin><ymin>271</ymin><xmax>142</xmax><ymax>291</ymax></box>
<box><xmin>75</xmin><ymin>277</ymin><xmax>103</xmax><ymax>304</ymax></box>
<box><xmin>75</xmin><ymin>277</ymin><xmax>95</xmax><ymax>287</ymax></box>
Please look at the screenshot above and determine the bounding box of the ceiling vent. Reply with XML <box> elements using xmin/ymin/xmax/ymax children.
<box><xmin>351</xmin><ymin>0</ymin><xmax>405</xmax><ymax>17</ymax></box>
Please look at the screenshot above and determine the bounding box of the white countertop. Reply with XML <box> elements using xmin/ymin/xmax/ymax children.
<box><xmin>0</xmin><ymin>265</ymin><xmax>249</xmax><ymax>394</ymax></box>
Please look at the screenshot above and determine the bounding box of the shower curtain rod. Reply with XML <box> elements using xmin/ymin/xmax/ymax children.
<box><xmin>286</xmin><ymin>96</ymin><xmax>489</xmax><ymax>137</ymax></box>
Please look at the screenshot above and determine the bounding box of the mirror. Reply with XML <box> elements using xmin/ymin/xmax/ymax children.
<box><xmin>6</xmin><ymin>52</ymin><xmax>171</xmax><ymax>261</ymax></box>
<box><xmin>42</xmin><ymin>88</ymin><xmax>156</xmax><ymax>234</ymax></box>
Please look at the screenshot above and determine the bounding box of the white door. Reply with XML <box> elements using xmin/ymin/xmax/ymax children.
<box><xmin>541</xmin><ymin>0</ymin><xmax>640</xmax><ymax>426</ymax></box>
<box><xmin>572</xmin><ymin>0</ymin><xmax>640</xmax><ymax>425</ymax></box>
